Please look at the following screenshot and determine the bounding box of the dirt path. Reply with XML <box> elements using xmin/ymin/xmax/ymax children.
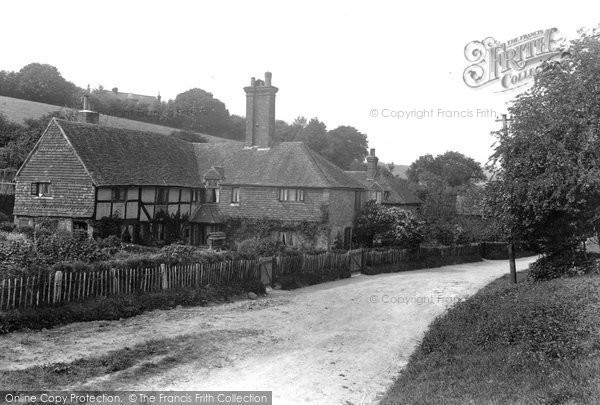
<box><xmin>0</xmin><ymin>257</ymin><xmax>536</xmax><ymax>404</ymax></box>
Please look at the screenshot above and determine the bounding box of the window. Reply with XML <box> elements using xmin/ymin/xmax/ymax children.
<box><xmin>206</xmin><ymin>188</ymin><xmax>220</xmax><ymax>203</ymax></box>
<box><xmin>384</xmin><ymin>191</ymin><xmax>391</xmax><ymax>202</ymax></box>
<box><xmin>156</xmin><ymin>188</ymin><xmax>168</xmax><ymax>204</ymax></box>
<box><xmin>191</xmin><ymin>189</ymin><xmax>202</xmax><ymax>202</ymax></box>
<box><xmin>30</xmin><ymin>182</ymin><xmax>51</xmax><ymax>197</ymax></box>
<box><xmin>279</xmin><ymin>188</ymin><xmax>304</xmax><ymax>202</ymax></box>
<box><xmin>369</xmin><ymin>190</ymin><xmax>383</xmax><ymax>203</ymax></box>
<box><xmin>231</xmin><ymin>187</ymin><xmax>240</xmax><ymax>203</ymax></box>
<box><xmin>112</xmin><ymin>187</ymin><xmax>127</xmax><ymax>201</ymax></box>
<box><xmin>354</xmin><ymin>191</ymin><xmax>362</xmax><ymax>211</ymax></box>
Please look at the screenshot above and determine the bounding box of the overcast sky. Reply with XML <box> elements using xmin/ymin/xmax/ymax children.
<box><xmin>2</xmin><ymin>1</ymin><xmax>599</xmax><ymax>166</ymax></box>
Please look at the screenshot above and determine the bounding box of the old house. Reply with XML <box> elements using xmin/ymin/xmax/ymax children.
<box><xmin>345</xmin><ymin>149</ymin><xmax>422</xmax><ymax>210</ymax></box>
<box><xmin>13</xmin><ymin>73</ymin><xmax>402</xmax><ymax>249</ymax></box>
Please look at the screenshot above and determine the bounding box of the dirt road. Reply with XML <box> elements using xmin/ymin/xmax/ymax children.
<box><xmin>0</xmin><ymin>257</ymin><xmax>536</xmax><ymax>404</ymax></box>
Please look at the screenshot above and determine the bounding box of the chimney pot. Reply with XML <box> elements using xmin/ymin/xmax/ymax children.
<box><xmin>251</xmin><ymin>77</ymin><xmax>256</xmax><ymax>86</ymax></box>
<box><xmin>265</xmin><ymin>72</ymin><xmax>272</xmax><ymax>86</ymax></box>
<box><xmin>370</xmin><ymin>148</ymin><xmax>375</xmax><ymax>157</ymax></box>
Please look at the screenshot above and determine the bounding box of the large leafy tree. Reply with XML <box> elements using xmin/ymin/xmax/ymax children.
<box><xmin>407</xmin><ymin>151</ymin><xmax>486</xmax><ymax>244</ymax></box>
<box><xmin>169</xmin><ymin>88</ymin><xmax>232</xmax><ymax>136</ymax></box>
<box><xmin>321</xmin><ymin>126</ymin><xmax>368</xmax><ymax>169</ymax></box>
<box><xmin>487</xmin><ymin>30</ymin><xmax>600</xmax><ymax>256</ymax></box>
<box><xmin>290</xmin><ymin>118</ymin><xmax>368</xmax><ymax>169</ymax></box>
<box><xmin>15</xmin><ymin>63</ymin><xmax>82</xmax><ymax>106</ymax></box>
<box><xmin>407</xmin><ymin>151</ymin><xmax>485</xmax><ymax>188</ymax></box>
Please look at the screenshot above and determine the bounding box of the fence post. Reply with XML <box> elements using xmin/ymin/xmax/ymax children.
<box><xmin>161</xmin><ymin>264</ymin><xmax>168</xmax><ymax>290</ymax></box>
<box><xmin>0</xmin><ymin>278</ymin><xmax>4</xmax><ymax>311</ymax></box>
<box><xmin>361</xmin><ymin>248</ymin><xmax>365</xmax><ymax>273</ymax></box>
<box><xmin>53</xmin><ymin>271</ymin><xmax>62</xmax><ymax>304</ymax></box>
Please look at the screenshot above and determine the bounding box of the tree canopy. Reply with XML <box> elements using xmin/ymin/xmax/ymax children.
<box><xmin>0</xmin><ymin>63</ymin><xmax>82</xmax><ymax>107</ymax></box>
<box><xmin>487</xmin><ymin>29</ymin><xmax>600</xmax><ymax>255</ymax></box>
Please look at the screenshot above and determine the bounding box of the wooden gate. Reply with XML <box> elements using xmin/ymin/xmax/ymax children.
<box><xmin>259</xmin><ymin>256</ymin><xmax>274</xmax><ymax>287</ymax></box>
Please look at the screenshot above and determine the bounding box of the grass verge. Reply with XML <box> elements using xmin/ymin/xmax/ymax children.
<box><xmin>380</xmin><ymin>271</ymin><xmax>600</xmax><ymax>405</ymax></box>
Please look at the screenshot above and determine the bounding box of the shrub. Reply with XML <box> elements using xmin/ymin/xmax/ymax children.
<box><xmin>0</xmin><ymin>213</ymin><xmax>10</xmax><ymax>223</ymax></box>
<box><xmin>354</xmin><ymin>201</ymin><xmax>425</xmax><ymax>248</ymax></box>
<box><xmin>237</xmin><ymin>237</ymin><xmax>282</xmax><ymax>257</ymax></box>
<box><xmin>93</xmin><ymin>215</ymin><xmax>121</xmax><ymax>239</ymax></box>
<box><xmin>528</xmin><ymin>251</ymin><xmax>600</xmax><ymax>282</ymax></box>
<box><xmin>0</xmin><ymin>222</ymin><xmax>16</xmax><ymax>232</ymax></box>
<box><xmin>16</xmin><ymin>225</ymin><xmax>34</xmax><ymax>239</ymax></box>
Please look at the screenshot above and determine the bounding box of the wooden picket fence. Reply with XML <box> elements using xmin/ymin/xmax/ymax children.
<box><xmin>363</xmin><ymin>244</ymin><xmax>482</xmax><ymax>272</ymax></box>
<box><xmin>0</xmin><ymin>260</ymin><xmax>261</xmax><ymax>311</ymax></box>
<box><xmin>273</xmin><ymin>250</ymin><xmax>360</xmax><ymax>280</ymax></box>
<box><xmin>0</xmin><ymin>244</ymin><xmax>484</xmax><ymax>312</ymax></box>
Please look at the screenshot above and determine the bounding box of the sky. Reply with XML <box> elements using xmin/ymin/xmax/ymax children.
<box><xmin>1</xmin><ymin>0</ymin><xmax>599</xmax><ymax>166</ymax></box>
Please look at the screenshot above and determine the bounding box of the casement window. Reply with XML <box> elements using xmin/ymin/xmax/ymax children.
<box><xmin>354</xmin><ymin>191</ymin><xmax>362</xmax><ymax>211</ymax></box>
<box><xmin>231</xmin><ymin>187</ymin><xmax>240</xmax><ymax>203</ymax></box>
<box><xmin>369</xmin><ymin>190</ymin><xmax>383</xmax><ymax>203</ymax></box>
<box><xmin>30</xmin><ymin>182</ymin><xmax>51</xmax><ymax>197</ymax></box>
<box><xmin>279</xmin><ymin>188</ymin><xmax>304</xmax><ymax>202</ymax></box>
<box><xmin>191</xmin><ymin>189</ymin><xmax>202</xmax><ymax>203</ymax></box>
<box><xmin>384</xmin><ymin>191</ymin><xmax>391</xmax><ymax>202</ymax></box>
<box><xmin>112</xmin><ymin>187</ymin><xmax>127</xmax><ymax>201</ymax></box>
<box><xmin>156</xmin><ymin>188</ymin><xmax>169</xmax><ymax>204</ymax></box>
<box><xmin>206</xmin><ymin>188</ymin><xmax>220</xmax><ymax>203</ymax></box>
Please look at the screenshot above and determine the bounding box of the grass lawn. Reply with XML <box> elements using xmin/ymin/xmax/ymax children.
<box><xmin>380</xmin><ymin>270</ymin><xmax>600</xmax><ymax>405</ymax></box>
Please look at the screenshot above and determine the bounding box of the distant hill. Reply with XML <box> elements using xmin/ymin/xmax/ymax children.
<box><xmin>0</xmin><ymin>95</ymin><xmax>236</xmax><ymax>143</ymax></box>
<box><xmin>390</xmin><ymin>164</ymin><xmax>409</xmax><ymax>179</ymax></box>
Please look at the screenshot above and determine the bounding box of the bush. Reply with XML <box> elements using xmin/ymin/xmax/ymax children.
<box><xmin>237</xmin><ymin>237</ymin><xmax>282</xmax><ymax>257</ymax></box>
<box><xmin>16</xmin><ymin>225</ymin><xmax>34</xmax><ymax>239</ymax></box>
<box><xmin>0</xmin><ymin>212</ymin><xmax>10</xmax><ymax>222</ymax></box>
<box><xmin>93</xmin><ymin>215</ymin><xmax>121</xmax><ymax>239</ymax></box>
<box><xmin>0</xmin><ymin>222</ymin><xmax>16</xmax><ymax>232</ymax></box>
<box><xmin>528</xmin><ymin>251</ymin><xmax>600</xmax><ymax>282</ymax></box>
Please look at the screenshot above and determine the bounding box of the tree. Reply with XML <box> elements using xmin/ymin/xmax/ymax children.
<box><xmin>0</xmin><ymin>111</ymin><xmax>76</xmax><ymax>169</ymax></box>
<box><xmin>487</xmin><ymin>29</ymin><xmax>600</xmax><ymax>258</ymax></box>
<box><xmin>297</xmin><ymin>117</ymin><xmax>328</xmax><ymax>151</ymax></box>
<box><xmin>15</xmin><ymin>63</ymin><xmax>82</xmax><ymax>106</ymax></box>
<box><xmin>407</xmin><ymin>151</ymin><xmax>486</xmax><ymax>245</ymax></box>
<box><xmin>407</xmin><ymin>151</ymin><xmax>485</xmax><ymax>188</ymax></box>
<box><xmin>320</xmin><ymin>126</ymin><xmax>368</xmax><ymax>169</ymax></box>
<box><xmin>0</xmin><ymin>70</ymin><xmax>19</xmax><ymax>98</ymax></box>
<box><xmin>169</xmin><ymin>88</ymin><xmax>232</xmax><ymax>136</ymax></box>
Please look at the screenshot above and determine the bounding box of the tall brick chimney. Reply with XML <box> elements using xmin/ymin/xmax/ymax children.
<box><xmin>77</xmin><ymin>94</ymin><xmax>100</xmax><ymax>124</ymax></box>
<box><xmin>366</xmin><ymin>148</ymin><xmax>379</xmax><ymax>180</ymax></box>
<box><xmin>244</xmin><ymin>72</ymin><xmax>278</xmax><ymax>149</ymax></box>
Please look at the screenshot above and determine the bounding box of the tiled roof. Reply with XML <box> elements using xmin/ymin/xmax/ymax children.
<box><xmin>193</xmin><ymin>142</ymin><xmax>365</xmax><ymax>189</ymax></box>
<box><xmin>56</xmin><ymin>119</ymin><xmax>204</xmax><ymax>187</ymax></box>
<box><xmin>55</xmin><ymin>119</ymin><xmax>364</xmax><ymax>190</ymax></box>
<box><xmin>345</xmin><ymin>171</ymin><xmax>422</xmax><ymax>205</ymax></box>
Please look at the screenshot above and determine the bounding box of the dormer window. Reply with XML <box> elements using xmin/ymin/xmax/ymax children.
<box><xmin>231</xmin><ymin>187</ymin><xmax>240</xmax><ymax>204</ymax></box>
<box><xmin>206</xmin><ymin>188</ymin><xmax>220</xmax><ymax>203</ymax></box>
<box><xmin>369</xmin><ymin>190</ymin><xmax>383</xmax><ymax>203</ymax></box>
<box><xmin>30</xmin><ymin>182</ymin><xmax>51</xmax><ymax>198</ymax></box>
